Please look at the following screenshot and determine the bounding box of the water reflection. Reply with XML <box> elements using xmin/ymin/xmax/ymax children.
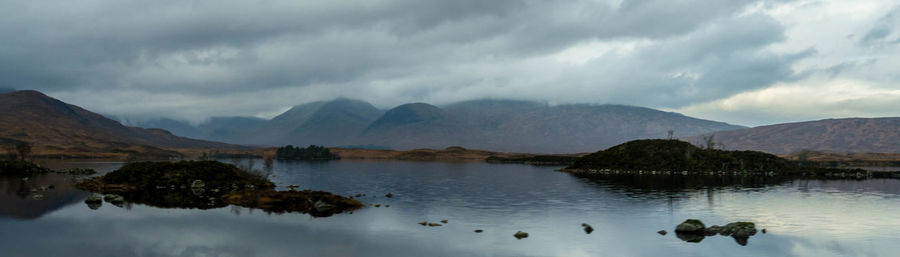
<box><xmin>1</xmin><ymin>161</ymin><xmax>899</xmax><ymax>257</ymax></box>
<box><xmin>0</xmin><ymin>173</ymin><xmax>87</xmax><ymax>220</ymax></box>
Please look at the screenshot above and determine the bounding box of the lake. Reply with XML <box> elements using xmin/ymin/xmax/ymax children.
<box><xmin>2</xmin><ymin>160</ymin><xmax>899</xmax><ymax>257</ymax></box>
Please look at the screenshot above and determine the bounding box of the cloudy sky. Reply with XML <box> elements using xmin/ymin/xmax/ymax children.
<box><xmin>1</xmin><ymin>0</ymin><xmax>898</xmax><ymax>126</ymax></box>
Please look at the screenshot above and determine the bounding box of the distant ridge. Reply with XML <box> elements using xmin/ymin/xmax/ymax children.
<box><xmin>0</xmin><ymin>90</ymin><xmax>239</xmax><ymax>158</ymax></box>
<box><xmin>690</xmin><ymin>118</ymin><xmax>900</xmax><ymax>154</ymax></box>
<box><xmin>135</xmin><ymin>98</ymin><xmax>743</xmax><ymax>153</ymax></box>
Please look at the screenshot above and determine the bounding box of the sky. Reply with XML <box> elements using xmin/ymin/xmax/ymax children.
<box><xmin>1</xmin><ymin>0</ymin><xmax>898</xmax><ymax>127</ymax></box>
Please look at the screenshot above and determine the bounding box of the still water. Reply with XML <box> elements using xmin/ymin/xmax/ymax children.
<box><xmin>2</xmin><ymin>160</ymin><xmax>899</xmax><ymax>257</ymax></box>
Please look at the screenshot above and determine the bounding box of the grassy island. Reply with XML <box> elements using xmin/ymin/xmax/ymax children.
<box><xmin>563</xmin><ymin>139</ymin><xmax>875</xmax><ymax>178</ymax></box>
<box><xmin>76</xmin><ymin>160</ymin><xmax>362</xmax><ymax>216</ymax></box>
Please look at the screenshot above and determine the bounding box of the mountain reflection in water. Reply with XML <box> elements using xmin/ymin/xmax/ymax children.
<box><xmin>1</xmin><ymin>160</ymin><xmax>898</xmax><ymax>257</ymax></box>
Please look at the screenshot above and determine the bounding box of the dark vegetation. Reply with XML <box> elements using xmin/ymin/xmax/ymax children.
<box><xmin>565</xmin><ymin>139</ymin><xmax>875</xmax><ymax>177</ymax></box>
<box><xmin>568</xmin><ymin>140</ymin><xmax>796</xmax><ymax>171</ymax></box>
<box><xmin>276</xmin><ymin>145</ymin><xmax>339</xmax><ymax>161</ymax></box>
<box><xmin>0</xmin><ymin>160</ymin><xmax>50</xmax><ymax>176</ymax></box>
<box><xmin>76</xmin><ymin>160</ymin><xmax>361</xmax><ymax>216</ymax></box>
<box><xmin>98</xmin><ymin>161</ymin><xmax>274</xmax><ymax>190</ymax></box>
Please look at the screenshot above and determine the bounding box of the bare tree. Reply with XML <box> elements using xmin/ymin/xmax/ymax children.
<box><xmin>667</xmin><ymin>129</ymin><xmax>675</xmax><ymax>140</ymax></box>
<box><xmin>15</xmin><ymin>142</ymin><xmax>31</xmax><ymax>160</ymax></box>
<box><xmin>702</xmin><ymin>135</ymin><xmax>716</xmax><ymax>150</ymax></box>
<box><xmin>3</xmin><ymin>144</ymin><xmax>17</xmax><ymax>160</ymax></box>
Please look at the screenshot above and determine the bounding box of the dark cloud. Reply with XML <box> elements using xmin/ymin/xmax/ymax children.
<box><xmin>861</xmin><ymin>6</ymin><xmax>900</xmax><ymax>46</ymax></box>
<box><xmin>0</xmin><ymin>0</ymin><xmax>810</xmax><ymax>121</ymax></box>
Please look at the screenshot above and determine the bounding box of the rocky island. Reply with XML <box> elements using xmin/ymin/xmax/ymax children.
<box><xmin>562</xmin><ymin>139</ymin><xmax>882</xmax><ymax>178</ymax></box>
<box><xmin>76</xmin><ymin>160</ymin><xmax>362</xmax><ymax>216</ymax></box>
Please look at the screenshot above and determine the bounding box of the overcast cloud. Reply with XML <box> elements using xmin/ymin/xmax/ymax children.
<box><xmin>1</xmin><ymin>0</ymin><xmax>898</xmax><ymax>126</ymax></box>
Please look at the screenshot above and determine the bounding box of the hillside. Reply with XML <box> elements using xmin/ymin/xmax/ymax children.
<box><xmin>690</xmin><ymin>118</ymin><xmax>900</xmax><ymax>154</ymax></box>
<box><xmin>0</xmin><ymin>90</ymin><xmax>239</xmax><ymax>158</ymax></box>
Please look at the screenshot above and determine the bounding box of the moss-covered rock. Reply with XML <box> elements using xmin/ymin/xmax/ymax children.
<box><xmin>675</xmin><ymin>219</ymin><xmax>706</xmax><ymax>233</ymax></box>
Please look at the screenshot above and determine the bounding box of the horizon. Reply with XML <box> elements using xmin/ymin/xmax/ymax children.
<box><xmin>3</xmin><ymin>88</ymin><xmax>896</xmax><ymax>129</ymax></box>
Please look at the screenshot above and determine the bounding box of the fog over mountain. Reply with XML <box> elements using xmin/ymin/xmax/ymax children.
<box><xmin>133</xmin><ymin>98</ymin><xmax>743</xmax><ymax>153</ymax></box>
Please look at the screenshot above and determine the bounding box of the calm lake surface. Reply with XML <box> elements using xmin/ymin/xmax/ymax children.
<box><xmin>2</xmin><ymin>160</ymin><xmax>900</xmax><ymax>257</ymax></box>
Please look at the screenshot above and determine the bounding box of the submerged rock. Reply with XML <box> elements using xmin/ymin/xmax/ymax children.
<box><xmin>385</xmin><ymin>193</ymin><xmax>393</xmax><ymax>198</ymax></box>
<box><xmin>427</xmin><ymin>223</ymin><xmax>442</xmax><ymax>227</ymax></box>
<box><xmin>440</xmin><ymin>220</ymin><xmax>448</xmax><ymax>224</ymax></box>
<box><xmin>514</xmin><ymin>231</ymin><xmax>529</xmax><ymax>239</ymax></box>
<box><xmin>675</xmin><ymin>219</ymin><xmax>706</xmax><ymax>234</ymax></box>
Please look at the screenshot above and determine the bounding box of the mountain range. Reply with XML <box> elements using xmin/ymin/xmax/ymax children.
<box><xmin>0</xmin><ymin>90</ymin><xmax>237</xmax><ymax>158</ymax></box>
<box><xmin>690</xmin><ymin>118</ymin><xmax>900</xmax><ymax>154</ymax></box>
<box><xmin>128</xmin><ymin>98</ymin><xmax>744</xmax><ymax>153</ymax></box>
<box><xmin>5</xmin><ymin>89</ymin><xmax>900</xmax><ymax>156</ymax></box>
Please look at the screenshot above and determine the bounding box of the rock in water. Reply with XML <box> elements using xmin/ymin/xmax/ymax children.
<box><xmin>675</xmin><ymin>219</ymin><xmax>706</xmax><ymax>234</ymax></box>
<box><xmin>657</xmin><ymin>230</ymin><xmax>667</xmax><ymax>235</ymax></box>
<box><xmin>85</xmin><ymin>193</ymin><xmax>103</xmax><ymax>203</ymax></box>
<box><xmin>474</xmin><ymin>229</ymin><xmax>483</xmax><ymax>233</ymax></box>
<box><xmin>385</xmin><ymin>193</ymin><xmax>393</xmax><ymax>198</ymax></box>
<box><xmin>706</xmin><ymin>225</ymin><xmax>724</xmax><ymax>235</ymax></box>
<box><xmin>514</xmin><ymin>231</ymin><xmax>529</xmax><ymax>239</ymax></box>
<box><xmin>721</xmin><ymin>222</ymin><xmax>757</xmax><ymax>238</ymax></box>
<box><xmin>314</xmin><ymin>200</ymin><xmax>335</xmax><ymax>213</ymax></box>
<box><xmin>104</xmin><ymin>194</ymin><xmax>124</xmax><ymax>204</ymax></box>
<box><xmin>440</xmin><ymin>220</ymin><xmax>448</xmax><ymax>224</ymax></box>
<box><xmin>581</xmin><ymin>223</ymin><xmax>594</xmax><ymax>234</ymax></box>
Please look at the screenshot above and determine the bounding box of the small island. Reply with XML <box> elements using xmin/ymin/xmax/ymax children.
<box><xmin>276</xmin><ymin>145</ymin><xmax>340</xmax><ymax>161</ymax></box>
<box><xmin>563</xmin><ymin>139</ymin><xmax>877</xmax><ymax>178</ymax></box>
<box><xmin>76</xmin><ymin>160</ymin><xmax>362</xmax><ymax>216</ymax></box>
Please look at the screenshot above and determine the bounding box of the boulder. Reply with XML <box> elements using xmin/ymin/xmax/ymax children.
<box><xmin>706</xmin><ymin>225</ymin><xmax>724</xmax><ymax>235</ymax></box>
<box><xmin>675</xmin><ymin>219</ymin><xmax>706</xmax><ymax>234</ymax></box>
<box><xmin>191</xmin><ymin>179</ymin><xmax>205</xmax><ymax>188</ymax></box>
<box><xmin>514</xmin><ymin>231</ymin><xmax>529</xmax><ymax>239</ymax></box>
<box><xmin>722</xmin><ymin>222</ymin><xmax>757</xmax><ymax>238</ymax></box>
<box><xmin>582</xmin><ymin>223</ymin><xmax>594</xmax><ymax>234</ymax></box>
<box><xmin>85</xmin><ymin>193</ymin><xmax>103</xmax><ymax>204</ymax></box>
<box><xmin>657</xmin><ymin>230</ymin><xmax>667</xmax><ymax>235</ymax></box>
<box><xmin>314</xmin><ymin>200</ymin><xmax>335</xmax><ymax>213</ymax></box>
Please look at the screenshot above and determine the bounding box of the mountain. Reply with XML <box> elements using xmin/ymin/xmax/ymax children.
<box><xmin>254</xmin><ymin>99</ymin><xmax>383</xmax><ymax>146</ymax></box>
<box><xmin>198</xmin><ymin>116</ymin><xmax>267</xmax><ymax>144</ymax></box>
<box><xmin>122</xmin><ymin>98</ymin><xmax>743</xmax><ymax>153</ymax></box>
<box><xmin>357</xmin><ymin>100</ymin><xmax>742</xmax><ymax>153</ymax></box>
<box><xmin>360</xmin><ymin>103</ymin><xmax>468</xmax><ymax>149</ymax></box>
<box><xmin>691</xmin><ymin>118</ymin><xmax>900</xmax><ymax>154</ymax></box>
<box><xmin>131</xmin><ymin>118</ymin><xmax>202</xmax><ymax>139</ymax></box>
<box><xmin>0</xmin><ymin>90</ymin><xmax>237</xmax><ymax>158</ymax></box>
